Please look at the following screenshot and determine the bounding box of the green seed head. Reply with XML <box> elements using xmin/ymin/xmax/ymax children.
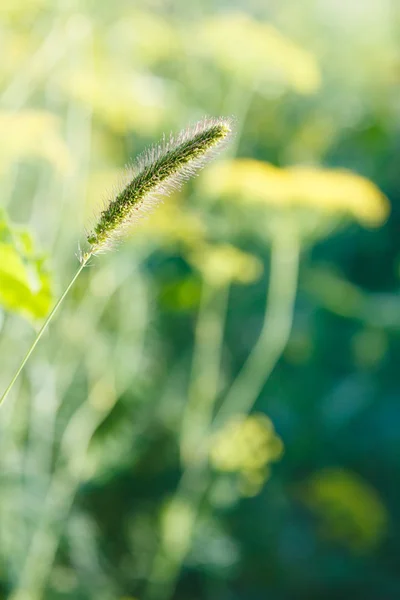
<box><xmin>85</xmin><ymin>117</ymin><xmax>234</xmax><ymax>257</ymax></box>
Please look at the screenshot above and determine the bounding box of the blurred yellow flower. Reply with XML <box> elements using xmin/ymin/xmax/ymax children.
<box><xmin>0</xmin><ymin>0</ymin><xmax>47</xmax><ymax>18</ymax></box>
<box><xmin>60</xmin><ymin>66</ymin><xmax>172</xmax><ymax>135</ymax></box>
<box><xmin>302</xmin><ymin>468</ymin><xmax>388</xmax><ymax>552</ymax></box>
<box><xmin>201</xmin><ymin>159</ymin><xmax>389</xmax><ymax>227</ymax></box>
<box><xmin>111</xmin><ymin>10</ymin><xmax>180</xmax><ymax>65</ymax></box>
<box><xmin>189</xmin><ymin>243</ymin><xmax>263</xmax><ymax>287</ymax></box>
<box><xmin>141</xmin><ymin>198</ymin><xmax>206</xmax><ymax>248</ymax></box>
<box><xmin>210</xmin><ymin>414</ymin><xmax>283</xmax><ymax>496</ymax></box>
<box><xmin>0</xmin><ymin>30</ymin><xmax>32</xmax><ymax>84</ymax></box>
<box><xmin>238</xmin><ymin>467</ymin><xmax>271</xmax><ymax>498</ymax></box>
<box><xmin>195</xmin><ymin>13</ymin><xmax>320</xmax><ymax>94</ymax></box>
<box><xmin>0</xmin><ymin>110</ymin><xmax>72</xmax><ymax>174</ymax></box>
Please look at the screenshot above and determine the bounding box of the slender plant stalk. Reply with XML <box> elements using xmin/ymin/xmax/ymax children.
<box><xmin>180</xmin><ymin>280</ymin><xmax>229</xmax><ymax>465</ymax></box>
<box><xmin>144</xmin><ymin>466</ymin><xmax>210</xmax><ymax>600</ymax></box>
<box><xmin>8</xmin><ymin>374</ymin><xmax>111</xmax><ymax>600</ymax></box>
<box><xmin>0</xmin><ymin>117</ymin><xmax>232</xmax><ymax>408</ymax></box>
<box><xmin>0</xmin><ymin>255</ymin><xmax>90</xmax><ymax>406</ymax></box>
<box><xmin>11</xmin><ymin>273</ymin><xmax>150</xmax><ymax>600</ymax></box>
<box><xmin>213</xmin><ymin>228</ymin><xmax>300</xmax><ymax>429</ymax></box>
<box><xmin>144</xmin><ymin>229</ymin><xmax>300</xmax><ymax>600</ymax></box>
<box><xmin>145</xmin><ymin>282</ymin><xmax>229</xmax><ymax>600</ymax></box>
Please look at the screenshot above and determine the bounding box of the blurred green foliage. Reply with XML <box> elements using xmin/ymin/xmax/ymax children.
<box><xmin>0</xmin><ymin>208</ymin><xmax>53</xmax><ymax>321</ymax></box>
<box><xmin>0</xmin><ymin>1</ymin><xmax>400</xmax><ymax>599</ymax></box>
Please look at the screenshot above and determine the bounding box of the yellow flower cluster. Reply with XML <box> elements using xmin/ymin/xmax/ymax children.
<box><xmin>201</xmin><ymin>159</ymin><xmax>389</xmax><ymax>227</ymax></box>
<box><xmin>196</xmin><ymin>13</ymin><xmax>320</xmax><ymax>94</ymax></box>
<box><xmin>189</xmin><ymin>243</ymin><xmax>263</xmax><ymax>287</ymax></box>
<box><xmin>143</xmin><ymin>198</ymin><xmax>206</xmax><ymax>248</ymax></box>
<box><xmin>62</xmin><ymin>68</ymin><xmax>170</xmax><ymax>135</ymax></box>
<box><xmin>209</xmin><ymin>414</ymin><xmax>284</xmax><ymax>496</ymax></box>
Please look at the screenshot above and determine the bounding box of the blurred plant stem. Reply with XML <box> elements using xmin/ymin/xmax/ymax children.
<box><xmin>213</xmin><ymin>228</ymin><xmax>300</xmax><ymax>427</ymax></box>
<box><xmin>144</xmin><ymin>465</ymin><xmax>210</xmax><ymax>600</ymax></box>
<box><xmin>6</xmin><ymin>263</ymin><xmax>149</xmax><ymax>599</ymax></box>
<box><xmin>0</xmin><ymin>255</ymin><xmax>91</xmax><ymax>407</ymax></box>
<box><xmin>7</xmin><ymin>379</ymin><xmax>112</xmax><ymax>600</ymax></box>
<box><xmin>180</xmin><ymin>280</ymin><xmax>229</xmax><ymax>465</ymax></box>
<box><xmin>145</xmin><ymin>280</ymin><xmax>229</xmax><ymax>599</ymax></box>
<box><xmin>144</xmin><ymin>227</ymin><xmax>300</xmax><ymax>600</ymax></box>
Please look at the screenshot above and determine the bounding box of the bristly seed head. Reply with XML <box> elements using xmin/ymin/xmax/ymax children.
<box><xmin>84</xmin><ymin>117</ymin><xmax>234</xmax><ymax>259</ymax></box>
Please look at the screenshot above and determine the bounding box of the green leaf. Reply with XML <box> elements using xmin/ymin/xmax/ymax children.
<box><xmin>0</xmin><ymin>208</ymin><xmax>53</xmax><ymax>323</ymax></box>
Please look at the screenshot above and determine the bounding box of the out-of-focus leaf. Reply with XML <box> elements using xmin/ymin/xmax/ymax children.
<box><xmin>110</xmin><ymin>10</ymin><xmax>181</xmax><ymax>65</ymax></box>
<box><xmin>303</xmin><ymin>266</ymin><xmax>368</xmax><ymax>318</ymax></box>
<box><xmin>159</xmin><ymin>276</ymin><xmax>202</xmax><ymax>312</ymax></box>
<box><xmin>0</xmin><ymin>208</ymin><xmax>53</xmax><ymax>322</ymax></box>
<box><xmin>302</xmin><ymin>468</ymin><xmax>388</xmax><ymax>552</ymax></box>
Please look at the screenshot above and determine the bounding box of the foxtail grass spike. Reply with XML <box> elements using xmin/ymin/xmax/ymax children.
<box><xmin>84</xmin><ymin>117</ymin><xmax>234</xmax><ymax>258</ymax></box>
<box><xmin>0</xmin><ymin>117</ymin><xmax>234</xmax><ymax>407</ymax></box>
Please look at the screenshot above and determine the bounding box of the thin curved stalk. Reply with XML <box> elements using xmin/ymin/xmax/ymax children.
<box><xmin>0</xmin><ymin>256</ymin><xmax>90</xmax><ymax>407</ymax></box>
<box><xmin>144</xmin><ymin>452</ymin><xmax>212</xmax><ymax>600</ymax></box>
<box><xmin>7</xmin><ymin>264</ymin><xmax>151</xmax><ymax>599</ymax></box>
<box><xmin>180</xmin><ymin>280</ymin><xmax>229</xmax><ymax>465</ymax></box>
<box><xmin>144</xmin><ymin>230</ymin><xmax>301</xmax><ymax>600</ymax></box>
<box><xmin>7</xmin><ymin>382</ymin><xmax>108</xmax><ymax>600</ymax></box>
<box><xmin>213</xmin><ymin>229</ymin><xmax>300</xmax><ymax>429</ymax></box>
<box><xmin>145</xmin><ymin>282</ymin><xmax>228</xmax><ymax>599</ymax></box>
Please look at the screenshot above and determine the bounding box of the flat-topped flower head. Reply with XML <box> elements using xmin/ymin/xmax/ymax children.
<box><xmin>85</xmin><ymin>117</ymin><xmax>234</xmax><ymax>258</ymax></box>
<box><xmin>201</xmin><ymin>158</ymin><xmax>389</xmax><ymax>227</ymax></box>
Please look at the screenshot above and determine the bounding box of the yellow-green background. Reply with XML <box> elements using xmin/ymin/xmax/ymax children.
<box><xmin>1</xmin><ymin>0</ymin><xmax>400</xmax><ymax>599</ymax></box>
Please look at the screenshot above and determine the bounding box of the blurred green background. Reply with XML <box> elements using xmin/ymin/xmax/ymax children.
<box><xmin>1</xmin><ymin>0</ymin><xmax>400</xmax><ymax>599</ymax></box>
